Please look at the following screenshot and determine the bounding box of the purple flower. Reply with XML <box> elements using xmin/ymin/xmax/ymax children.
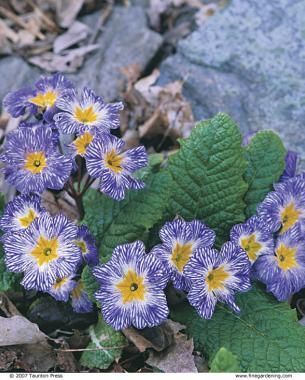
<box><xmin>69</xmin><ymin>127</ymin><xmax>99</xmax><ymax>157</ymax></box>
<box><xmin>3</xmin><ymin>87</ymin><xmax>37</xmax><ymax>117</ymax></box>
<box><xmin>184</xmin><ymin>242</ymin><xmax>251</xmax><ymax>319</ymax></box>
<box><xmin>0</xmin><ymin>194</ymin><xmax>44</xmax><ymax>234</ymax></box>
<box><xmin>85</xmin><ymin>133</ymin><xmax>148</xmax><ymax>201</ymax></box>
<box><xmin>71</xmin><ymin>280</ymin><xmax>93</xmax><ymax>313</ymax></box>
<box><xmin>3</xmin><ymin>74</ymin><xmax>73</xmax><ymax>120</ymax></box>
<box><xmin>279</xmin><ymin>151</ymin><xmax>298</xmax><ymax>182</ymax></box>
<box><xmin>94</xmin><ymin>241</ymin><xmax>169</xmax><ymax>330</ymax></box>
<box><xmin>74</xmin><ymin>225</ymin><xmax>99</xmax><ymax>266</ymax></box>
<box><xmin>54</xmin><ymin>87</ymin><xmax>123</xmax><ymax>135</ymax></box>
<box><xmin>230</xmin><ymin>216</ymin><xmax>274</xmax><ymax>264</ymax></box>
<box><xmin>257</xmin><ymin>176</ymin><xmax>305</xmax><ymax>234</ymax></box>
<box><xmin>3</xmin><ymin>212</ymin><xmax>81</xmax><ymax>292</ymax></box>
<box><xmin>47</xmin><ymin>275</ymin><xmax>77</xmax><ymax>302</ymax></box>
<box><xmin>1</xmin><ymin>126</ymin><xmax>72</xmax><ymax>193</ymax></box>
<box><xmin>254</xmin><ymin>225</ymin><xmax>305</xmax><ymax>301</ymax></box>
<box><xmin>150</xmin><ymin>219</ymin><xmax>216</xmax><ymax>291</ymax></box>
<box><xmin>34</xmin><ymin>73</ymin><xmax>74</xmax><ymax>122</ymax></box>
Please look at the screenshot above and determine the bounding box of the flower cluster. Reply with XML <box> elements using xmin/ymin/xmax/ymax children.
<box><xmin>0</xmin><ymin>194</ymin><xmax>97</xmax><ymax>313</ymax></box>
<box><xmin>229</xmin><ymin>152</ymin><xmax>305</xmax><ymax>302</ymax></box>
<box><xmin>2</xmin><ymin>73</ymin><xmax>148</xmax><ymax>201</ymax></box>
<box><xmin>94</xmin><ymin>219</ymin><xmax>251</xmax><ymax>330</ymax></box>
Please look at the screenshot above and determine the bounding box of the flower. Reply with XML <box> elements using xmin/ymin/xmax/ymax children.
<box><xmin>184</xmin><ymin>242</ymin><xmax>251</xmax><ymax>319</ymax></box>
<box><xmin>94</xmin><ymin>241</ymin><xmax>169</xmax><ymax>330</ymax></box>
<box><xmin>0</xmin><ymin>194</ymin><xmax>44</xmax><ymax>234</ymax></box>
<box><xmin>150</xmin><ymin>219</ymin><xmax>216</xmax><ymax>291</ymax></box>
<box><xmin>1</xmin><ymin>126</ymin><xmax>72</xmax><ymax>193</ymax></box>
<box><xmin>85</xmin><ymin>133</ymin><xmax>147</xmax><ymax>200</ymax></box>
<box><xmin>74</xmin><ymin>225</ymin><xmax>99</xmax><ymax>266</ymax></box>
<box><xmin>279</xmin><ymin>151</ymin><xmax>298</xmax><ymax>182</ymax></box>
<box><xmin>47</xmin><ymin>275</ymin><xmax>77</xmax><ymax>302</ymax></box>
<box><xmin>3</xmin><ymin>87</ymin><xmax>37</xmax><ymax>117</ymax></box>
<box><xmin>3</xmin><ymin>212</ymin><xmax>81</xmax><ymax>291</ymax></box>
<box><xmin>254</xmin><ymin>225</ymin><xmax>305</xmax><ymax>301</ymax></box>
<box><xmin>33</xmin><ymin>73</ymin><xmax>74</xmax><ymax>122</ymax></box>
<box><xmin>230</xmin><ymin>216</ymin><xmax>274</xmax><ymax>264</ymax></box>
<box><xmin>257</xmin><ymin>176</ymin><xmax>305</xmax><ymax>234</ymax></box>
<box><xmin>54</xmin><ymin>87</ymin><xmax>123</xmax><ymax>135</ymax></box>
<box><xmin>71</xmin><ymin>280</ymin><xmax>93</xmax><ymax>313</ymax></box>
<box><xmin>69</xmin><ymin>127</ymin><xmax>100</xmax><ymax>157</ymax></box>
<box><xmin>3</xmin><ymin>73</ymin><xmax>73</xmax><ymax>120</ymax></box>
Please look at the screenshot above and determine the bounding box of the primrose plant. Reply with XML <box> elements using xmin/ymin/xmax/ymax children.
<box><xmin>1</xmin><ymin>73</ymin><xmax>305</xmax><ymax>340</ymax></box>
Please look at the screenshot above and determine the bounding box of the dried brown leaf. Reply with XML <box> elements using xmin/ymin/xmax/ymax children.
<box><xmin>0</xmin><ymin>316</ymin><xmax>47</xmax><ymax>346</ymax></box>
<box><xmin>53</xmin><ymin>21</ymin><xmax>91</xmax><ymax>54</ymax></box>
<box><xmin>147</xmin><ymin>320</ymin><xmax>197</xmax><ymax>373</ymax></box>
<box><xmin>56</xmin><ymin>0</ymin><xmax>85</xmax><ymax>28</ymax></box>
<box><xmin>28</xmin><ymin>44</ymin><xmax>99</xmax><ymax>72</ymax></box>
<box><xmin>41</xmin><ymin>190</ymin><xmax>78</xmax><ymax>221</ymax></box>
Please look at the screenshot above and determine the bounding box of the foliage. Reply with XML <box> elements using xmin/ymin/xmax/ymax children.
<box><xmin>167</xmin><ymin>112</ymin><xmax>248</xmax><ymax>245</ymax></box>
<box><xmin>243</xmin><ymin>131</ymin><xmax>286</xmax><ymax>218</ymax></box>
<box><xmin>209</xmin><ymin>347</ymin><xmax>240</xmax><ymax>372</ymax></box>
<box><xmin>80</xmin><ymin>316</ymin><xmax>127</xmax><ymax>370</ymax></box>
<box><xmin>171</xmin><ymin>283</ymin><xmax>305</xmax><ymax>372</ymax></box>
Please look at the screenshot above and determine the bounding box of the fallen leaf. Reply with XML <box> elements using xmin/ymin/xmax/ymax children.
<box><xmin>41</xmin><ymin>190</ymin><xmax>78</xmax><ymax>221</ymax></box>
<box><xmin>53</xmin><ymin>21</ymin><xmax>91</xmax><ymax>54</ymax></box>
<box><xmin>147</xmin><ymin>320</ymin><xmax>197</xmax><ymax>373</ymax></box>
<box><xmin>0</xmin><ymin>293</ymin><xmax>22</xmax><ymax>317</ymax></box>
<box><xmin>28</xmin><ymin>44</ymin><xmax>99</xmax><ymax>73</ymax></box>
<box><xmin>122</xmin><ymin>323</ymin><xmax>173</xmax><ymax>353</ymax></box>
<box><xmin>56</xmin><ymin>0</ymin><xmax>85</xmax><ymax>28</ymax></box>
<box><xmin>0</xmin><ymin>315</ymin><xmax>47</xmax><ymax>346</ymax></box>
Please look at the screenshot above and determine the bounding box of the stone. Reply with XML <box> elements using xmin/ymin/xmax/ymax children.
<box><xmin>70</xmin><ymin>6</ymin><xmax>163</xmax><ymax>101</ymax></box>
<box><xmin>0</xmin><ymin>56</ymin><xmax>39</xmax><ymax>106</ymax></box>
<box><xmin>159</xmin><ymin>0</ymin><xmax>305</xmax><ymax>170</ymax></box>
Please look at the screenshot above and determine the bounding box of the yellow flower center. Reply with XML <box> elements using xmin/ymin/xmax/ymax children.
<box><xmin>31</xmin><ymin>236</ymin><xmax>59</xmax><ymax>266</ymax></box>
<box><xmin>205</xmin><ymin>265</ymin><xmax>229</xmax><ymax>292</ymax></box>
<box><xmin>276</xmin><ymin>243</ymin><xmax>298</xmax><ymax>271</ymax></box>
<box><xmin>73</xmin><ymin>131</ymin><xmax>94</xmax><ymax>155</ymax></box>
<box><xmin>280</xmin><ymin>202</ymin><xmax>301</xmax><ymax>234</ymax></box>
<box><xmin>53</xmin><ymin>277</ymin><xmax>68</xmax><ymax>290</ymax></box>
<box><xmin>73</xmin><ymin>105</ymin><xmax>98</xmax><ymax>124</ymax></box>
<box><xmin>104</xmin><ymin>149</ymin><xmax>123</xmax><ymax>174</ymax></box>
<box><xmin>116</xmin><ymin>270</ymin><xmax>145</xmax><ymax>304</ymax></box>
<box><xmin>171</xmin><ymin>242</ymin><xmax>193</xmax><ymax>272</ymax></box>
<box><xmin>240</xmin><ymin>234</ymin><xmax>262</xmax><ymax>262</ymax></box>
<box><xmin>29</xmin><ymin>90</ymin><xmax>57</xmax><ymax>109</ymax></box>
<box><xmin>71</xmin><ymin>281</ymin><xmax>84</xmax><ymax>299</ymax></box>
<box><xmin>24</xmin><ymin>152</ymin><xmax>47</xmax><ymax>174</ymax></box>
<box><xmin>18</xmin><ymin>208</ymin><xmax>37</xmax><ymax>228</ymax></box>
<box><xmin>74</xmin><ymin>239</ymin><xmax>87</xmax><ymax>254</ymax></box>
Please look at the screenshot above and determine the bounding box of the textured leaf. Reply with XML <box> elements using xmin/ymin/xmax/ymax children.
<box><xmin>80</xmin><ymin>316</ymin><xmax>127</xmax><ymax>370</ymax></box>
<box><xmin>244</xmin><ymin>131</ymin><xmax>286</xmax><ymax>218</ymax></box>
<box><xmin>171</xmin><ymin>283</ymin><xmax>305</xmax><ymax>372</ymax></box>
<box><xmin>81</xmin><ymin>266</ymin><xmax>99</xmax><ymax>303</ymax></box>
<box><xmin>168</xmin><ymin>112</ymin><xmax>248</xmax><ymax>244</ymax></box>
<box><xmin>0</xmin><ymin>252</ymin><xmax>22</xmax><ymax>292</ymax></box>
<box><xmin>209</xmin><ymin>347</ymin><xmax>240</xmax><ymax>372</ymax></box>
<box><xmin>83</xmin><ymin>170</ymin><xmax>171</xmax><ymax>263</ymax></box>
<box><xmin>0</xmin><ymin>195</ymin><xmax>22</xmax><ymax>292</ymax></box>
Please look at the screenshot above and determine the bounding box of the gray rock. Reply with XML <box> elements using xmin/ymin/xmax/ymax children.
<box><xmin>159</xmin><ymin>0</ymin><xmax>305</xmax><ymax>170</ymax></box>
<box><xmin>70</xmin><ymin>6</ymin><xmax>163</xmax><ymax>101</ymax></box>
<box><xmin>0</xmin><ymin>56</ymin><xmax>39</xmax><ymax>106</ymax></box>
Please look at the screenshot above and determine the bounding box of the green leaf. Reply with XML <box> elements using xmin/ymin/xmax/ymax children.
<box><xmin>83</xmin><ymin>170</ymin><xmax>171</xmax><ymax>263</ymax></box>
<box><xmin>81</xmin><ymin>266</ymin><xmax>99</xmax><ymax>303</ymax></box>
<box><xmin>244</xmin><ymin>131</ymin><xmax>286</xmax><ymax>218</ymax></box>
<box><xmin>80</xmin><ymin>316</ymin><xmax>127</xmax><ymax>370</ymax></box>
<box><xmin>171</xmin><ymin>283</ymin><xmax>305</xmax><ymax>372</ymax></box>
<box><xmin>210</xmin><ymin>347</ymin><xmax>240</xmax><ymax>372</ymax></box>
<box><xmin>168</xmin><ymin>112</ymin><xmax>248</xmax><ymax>244</ymax></box>
<box><xmin>0</xmin><ymin>194</ymin><xmax>22</xmax><ymax>292</ymax></box>
<box><xmin>0</xmin><ymin>250</ymin><xmax>22</xmax><ymax>292</ymax></box>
